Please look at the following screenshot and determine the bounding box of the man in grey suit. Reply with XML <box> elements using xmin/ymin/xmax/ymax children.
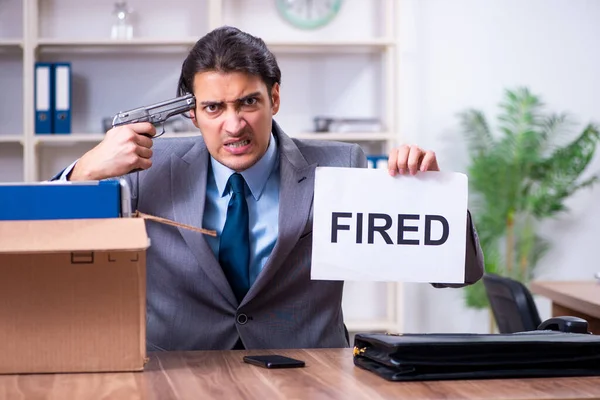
<box><xmin>59</xmin><ymin>26</ymin><xmax>484</xmax><ymax>351</ymax></box>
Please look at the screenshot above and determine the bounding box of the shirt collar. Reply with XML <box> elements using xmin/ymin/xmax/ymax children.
<box><xmin>211</xmin><ymin>132</ymin><xmax>278</xmax><ymax>201</ymax></box>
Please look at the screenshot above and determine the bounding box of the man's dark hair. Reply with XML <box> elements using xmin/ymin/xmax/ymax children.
<box><xmin>177</xmin><ymin>26</ymin><xmax>281</xmax><ymax>101</ymax></box>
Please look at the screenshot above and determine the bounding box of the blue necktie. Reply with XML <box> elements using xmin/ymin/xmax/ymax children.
<box><xmin>219</xmin><ymin>173</ymin><xmax>250</xmax><ymax>302</ymax></box>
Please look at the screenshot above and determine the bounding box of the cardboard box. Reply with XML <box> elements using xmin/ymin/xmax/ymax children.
<box><xmin>0</xmin><ymin>218</ymin><xmax>149</xmax><ymax>374</ymax></box>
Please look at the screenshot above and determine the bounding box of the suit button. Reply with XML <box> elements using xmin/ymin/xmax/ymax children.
<box><xmin>237</xmin><ymin>313</ymin><xmax>249</xmax><ymax>325</ymax></box>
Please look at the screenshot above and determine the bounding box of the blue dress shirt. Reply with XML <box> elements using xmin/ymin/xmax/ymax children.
<box><xmin>203</xmin><ymin>134</ymin><xmax>280</xmax><ymax>286</ymax></box>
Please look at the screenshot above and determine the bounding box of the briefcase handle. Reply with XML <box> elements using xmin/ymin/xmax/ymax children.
<box><xmin>538</xmin><ymin>316</ymin><xmax>589</xmax><ymax>334</ymax></box>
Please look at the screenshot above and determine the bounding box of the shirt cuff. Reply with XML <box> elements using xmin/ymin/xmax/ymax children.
<box><xmin>56</xmin><ymin>160</ymin><xmax>79</xmax><ymax>181</ymax></box>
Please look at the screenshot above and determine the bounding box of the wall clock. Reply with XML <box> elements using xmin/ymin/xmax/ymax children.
<box><xmin>276</xmin><ymin>0</ymin><xmax>343</xmax><ymax>30</ymax></box>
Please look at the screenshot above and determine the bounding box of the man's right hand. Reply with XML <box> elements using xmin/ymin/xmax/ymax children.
<box><xmin>69</xmin><ymin>123</ymin><xmax>156</xmax><ymax>181</ymax></box>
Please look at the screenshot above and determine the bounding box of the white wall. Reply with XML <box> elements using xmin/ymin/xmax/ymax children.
<box><xmin>399</xmin><ymin>0</ymin><xmax>600</xmax><ymax>333</ymax></box>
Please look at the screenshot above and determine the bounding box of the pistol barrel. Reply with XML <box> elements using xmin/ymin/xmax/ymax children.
<box><xmin>112</xmin><ymin>93</ymin><xmax>195</xmax><ymax>127</ymax></box>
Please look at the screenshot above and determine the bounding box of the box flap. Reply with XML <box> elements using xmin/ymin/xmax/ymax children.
<box><xmin>0</xmin><ymin>218</ymin><xmax>149</xmax><ymax>253</ymax></box>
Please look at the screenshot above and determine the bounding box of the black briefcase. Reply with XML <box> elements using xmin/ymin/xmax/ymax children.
<box><xmin>353</xmin><ymin>328</ymin><xmax>600</xmax><ymax>381</ymax></box>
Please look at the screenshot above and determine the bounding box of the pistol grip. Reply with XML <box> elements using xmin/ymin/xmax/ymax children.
<box><xmin>131</xmin><ymin>132</ymin><xmax>153</xmax><ymax>174</ymax></box>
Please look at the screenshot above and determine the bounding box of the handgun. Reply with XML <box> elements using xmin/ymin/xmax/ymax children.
<box><xmin>112</xmin><ymin>93</ymin><xmax>196</xmax><ymax>138</ymax></box>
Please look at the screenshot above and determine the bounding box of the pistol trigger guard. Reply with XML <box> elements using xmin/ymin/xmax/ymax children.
<box><xmin>155</xmin><ymin>123</ymin><xmax>166</xmax><ymax>139</ymax></box>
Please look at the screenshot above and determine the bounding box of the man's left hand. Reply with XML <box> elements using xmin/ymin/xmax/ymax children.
<box><xmin>387</xmin><ymin>144</ymin><xmax>440</xmax><ymax>176</ymax></box>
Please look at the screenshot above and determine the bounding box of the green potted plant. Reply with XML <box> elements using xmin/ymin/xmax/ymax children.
<box><xmin>458</xmin><ymin>87</ymin><xmax>600</xmax><ymax>309</ymax></box>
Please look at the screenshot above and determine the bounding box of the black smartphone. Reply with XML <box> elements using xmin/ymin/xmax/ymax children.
<box><xmin>243</xmin><ymin>355</ymin><xmax>305</xmax><ymax>369</ymax></box>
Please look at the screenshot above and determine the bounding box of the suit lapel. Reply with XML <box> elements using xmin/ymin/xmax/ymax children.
<box><xmin>242</xmin><ymin>126</ymin><xmax>317</xmax><ymax>306</ymax></box>
<box><xmin>171</xmin><ymin>141</ymin><xmax>237</xmax><ymax>307</ymax></box>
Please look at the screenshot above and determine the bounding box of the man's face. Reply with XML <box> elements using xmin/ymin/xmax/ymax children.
<box><xmin>190</xmin><ymin>71</ymin><xmax>280</xmax><ymax>172</ymax></box>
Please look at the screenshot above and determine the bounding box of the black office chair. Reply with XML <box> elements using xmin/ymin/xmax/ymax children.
<box><xmin>344</xmin><ymin>324</ymin><xmax>350</xmax><ymax>346</ymax></box>
<box><xmin>482</xmin><ymin>273</ymin><xmax>590</xmax><ymax>334</ymax></box>
<box><xmin>483</xmin><ymin>273</ymin><xmax>542</xmax><ymax>333</ymax></box>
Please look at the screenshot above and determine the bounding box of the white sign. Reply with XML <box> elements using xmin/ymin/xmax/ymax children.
<box><xmin>311</xmin><ymin>168</ymin><xmax>468</xmax><ymax>284</ymax></box>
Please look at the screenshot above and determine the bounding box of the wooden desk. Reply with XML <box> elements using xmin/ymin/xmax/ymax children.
<box><xmin>530</xmin><ymin>280</ymin><xmax>600</xmax><ymax>334</ymax></box>
<box><xmin>1</xmin><ymin>348</ymin><xmax>600</xmax><ymax>399</ymax></box>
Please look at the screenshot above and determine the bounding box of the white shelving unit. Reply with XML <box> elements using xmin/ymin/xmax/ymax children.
<box><xmin>1</xmin><ymin>0</ymin><xmax>403</xmax><ymax>334</ymax></box>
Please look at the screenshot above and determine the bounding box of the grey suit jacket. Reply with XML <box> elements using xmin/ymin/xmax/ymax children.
<box><xmin>120</xmin><ymin>122</ymin><xmax>483</xmax><ymax>351</ymax></box>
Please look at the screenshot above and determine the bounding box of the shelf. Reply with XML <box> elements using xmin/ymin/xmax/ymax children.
<box><xmin>35</xmin><ymin>37</ymin><xmax>198</xmax><ymax>54</ymax></box>
<box><xmin>34</xmin><ymin>37</ymin><xmax>394</xmax><ymax>54</ymax></box>
<box><xmin>293</xmin><ymin>132</ymin><xmax>395</xmax><ymax>141</ymax></box>
<box><xmin>266</xmin><ymin>38</ymin><xmax>395</xmax><ymax>53</ymax></box>
<box><xmin>34</xmin><ymin>132</ymin><xmax>202</xmax><ymax>145</ymax></box>
<box><xmin>0</xmin><ymin>135</ymin><xmax>24</xmax><ymax>144</ymax></box>
<box><xmin>34</xmin><ymin>134</ymin><xmax>105</xmax><ymax>144</ymax></box>
<box><xmin>0</xmin><ymin>39</ymin><xmax>23</xmax><ymax>50</ymax></box>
